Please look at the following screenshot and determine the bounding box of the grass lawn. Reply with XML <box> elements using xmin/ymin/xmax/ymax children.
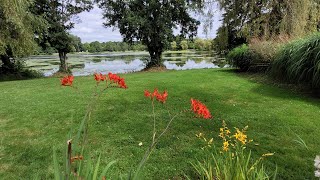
<box><xmin>0</xmin><ymin>69</ymin><xmax>319</xmax><ymax>179</ymax></box>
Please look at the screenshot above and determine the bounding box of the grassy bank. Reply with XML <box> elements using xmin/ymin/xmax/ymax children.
<box><xmin>0</xmin><ymin>69</ymin><xmax>319</xmax><ymax>179</ymax></box>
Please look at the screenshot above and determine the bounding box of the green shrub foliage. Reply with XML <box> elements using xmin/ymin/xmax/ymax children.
<box><xmin>227</xmin><ymin>44</ymin><xmax>251</xmax><ymax>71</ymax></box>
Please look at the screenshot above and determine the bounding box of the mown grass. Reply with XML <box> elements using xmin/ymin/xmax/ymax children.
<box><xmin>0</xmin><ymin>69</ymin><xmax>319</xmax><ymax>179</ymax></box>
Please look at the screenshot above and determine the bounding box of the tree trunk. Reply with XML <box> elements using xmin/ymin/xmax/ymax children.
<box><xmin>146</xmin><ymin>47</ymin><xmax>164</xmax><ymax>69</ymax></box>
<box><xmin>0</xmin><ymin>48</ymin><xmax>15</xmax><ymax>74</ymax></box>
<box><xmin>58</xmin><ymin>51</ymin><xmax>69</xmax><ymax>73</ymax></box>
<box><xmin>0</xmin><ymin>55</ymin><xmax>14</xmax><ymax>73</ymax></box>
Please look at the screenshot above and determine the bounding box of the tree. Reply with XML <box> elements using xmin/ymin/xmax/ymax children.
<box><xmin>180</xmin><ymin>40</ymin><xmax>189</xmax><ymax>50</ymax></box>
<box><xmin>33</xmin><ymin>0</ymin><xmax>93</xmax><ymax>73</ymax></box>
<box><xmin>0</xmin><ymin>0</ymin><xmax>44</xmax><ymax>74</ymax></box>
<box><xmin>90</xmin><ymin>41</ymin><xmax>103</xmax><ymax>52</ymax></box>
<box><xmin>171</xmin><ymin>41</ymin><xmax>177</xmax><ymax>51</ymax></box>
<box><xmin>82</xmin><ymin>43</ymin><xmax>91</xmax><ymax>52</ymax></box>
<box><xmin>69</xmin><ymin>35</ymin><xmax>83</xmax><ymax>52</ymax></box>
<box><xmin>214</xmin><ymin>0</ymin><xmax>320</xmax><ymax>53</ymax></box>
<box><xmin>96</xmin><ymin>0</ymin><xmax>200</xmax><ymax>68</ymax></box>
<box><xmin>194</xmin><ymin>38</ymin><xmax>205</xmax><ymax>50</ymax></box>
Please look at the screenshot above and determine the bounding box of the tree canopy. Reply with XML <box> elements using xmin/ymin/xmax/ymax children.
<box><xmin>96</xmin><ymin>0</ymin><xmax>201</xmax><ymax>68</ymax></box>
<box><xmin>33</xmin><ymin>0</ymin><xmax>93</xmax><ymax>72</ymax></box>
<box><xmin>0</xmin><ymin>0</ymin><xmax>44</xmax><ymax>73</ymax></box>
<box><xmin>214</xmin><ymin>0</ymin><xmax>320</xmax><ymax>53</ymax></box>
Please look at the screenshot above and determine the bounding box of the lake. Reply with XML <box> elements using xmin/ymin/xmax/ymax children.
<box><xmin>26</xmin><ymin>51</ymin><xmax>227</xmax><ymax>76</ymax></box>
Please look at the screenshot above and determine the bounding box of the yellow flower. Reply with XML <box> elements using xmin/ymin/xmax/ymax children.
<box><xmin>220</xmin><ymin>128</ymin><xmax>224</xmax><ymax>132</ymax></box>
<box><xmin>234</xmin><ymin>128</ymin><xmax>247</xmax><ymax>145</ymax></box>
<box><xmin>226</xmin><ymin>129</ymin><xmax>231</xmax><ymax>135</ymax></box>
<box><xmin>219</xmin><ymin>132</ymin><xmax>223</xmax><ymax>137</ymax></box>
<box><xmin>223</xmin><ymin>140</ymin><xmax>229</xmax><ymax>151</ymax></box>
<box><xmin>196</xmin><ymin>132</ymin><xmax>203</xmax><ymax>138</ymax></box>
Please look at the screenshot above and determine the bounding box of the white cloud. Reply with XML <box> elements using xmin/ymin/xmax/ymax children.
<box><xmin>70</xmin><ymin>5</ymin><xmax>222</xmax><ymax>42</ymax></box>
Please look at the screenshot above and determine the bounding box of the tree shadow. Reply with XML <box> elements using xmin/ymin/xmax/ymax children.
<box><xmin>247</xmin><ymin>76</ymin><xmax>320</xmax><ymax>106</ymax></box>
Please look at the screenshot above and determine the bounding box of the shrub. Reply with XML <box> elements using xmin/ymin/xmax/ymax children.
<box><xmin>227</xmin><ymin>44</ymin><xmax>253</xmax><ymax>71</ymax></box>
<box><xmin>270</xmin><ymin>33</ymin><xmax>320</xmax><ymax>89</ymax></box>
<box><xmin>0</xmin><ymin>59</ymin><xmax>43</xmax><ymax>80</ymax></box>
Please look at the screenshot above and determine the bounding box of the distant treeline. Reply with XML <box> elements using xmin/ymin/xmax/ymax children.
<box><xmin>35</xmin><ymin>35</ymin><xmax>214</xmax><ymax>54</ymax></box>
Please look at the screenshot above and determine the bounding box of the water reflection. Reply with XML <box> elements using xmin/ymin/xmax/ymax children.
<box><xmin>27</xmin><ymin>52</ymin><xmax>227</xmax><ymax>76</ymax></box>
<box><xmin>164</xmin><ymin>60</ymin><xmax>218</xmax><ymax>70</ymax></box>
<box><xmin>73</xmin><ymin>59</ymin><xmax>145</xmax><ymax>76</ymax></box>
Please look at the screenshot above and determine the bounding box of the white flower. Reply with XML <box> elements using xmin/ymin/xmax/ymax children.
<box><xmin>315</xmin><ymin>170</ymin><xmax>320</xmax><ymax>177</ymax></box>
<box><xmin>314</xmin><ymin>156</ymin><xmax>320</xmax><ymax>169</ymax></box>
<box><xmin>138</xmin><ymin>142</ymin><xmax>143</xmax><ymax>146</ymax></box>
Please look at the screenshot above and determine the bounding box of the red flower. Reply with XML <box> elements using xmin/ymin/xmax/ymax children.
<box><xmin>190</xmin><ymin>98</ymin><xmax>212</xmax><ymax>119</ymax></box>
<box><xmin>118</xmin><ymin>78</ymin><xmax>127</xmax><ymax>89</ymax></box>
<box><xmin>94</xmin><ymin>73</ymin><xmax>106</xmax><ymax>82</ymax></box>
<box><xmin>152</xmin><ymin>88</ymin><xmax>159</xmax><ymax>98</ymax></box>
<box><xmin>156</xmin><ymin>90</ymin><xmax>168</xmax><ymax>103</ymax></box>
<box><xmin>144</xmin><ymin>90</ymin><xmax>151</xmax><ymax>98</ymax></box>
<box><xmin>108</xmin><ymin>72</ymin><xmax>127</xmax><ymax>89</ymax></box>
<box><xmin>144</xmin><ymin>88</ymin><xmax>168</xmax><ymax>103</ymax></box>
<box><xmin>61</xmin><ymin>75</ymin><xmax>74</xmax><ymax>86</ymax></box>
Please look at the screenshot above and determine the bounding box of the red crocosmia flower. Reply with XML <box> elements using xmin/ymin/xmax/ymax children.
<box><xmin>118</xmin><ymin>78</ymin><xmax>127</xmax><ymax>89</ymax></box>
<box><xmin>145</xmin><ymin>89</ymin><xmax>168</xmax><ymax>103</ymax></box>
<box><xmin>190</xmin><ymin>98</ymin><xmax>212</xmax><ymax>119</ymax></box>
<box><xmin>108</xmin><ymin>72</ymin><xmax>119</xmax><ymax>82</ymax></box>
<box><xmin>144</xmin><ymin>90</ymin><xmax>151</xmax><ymax>98</ymax></box>
<box><xmin>107</xmin><ymin>72</ymin><xmax>127</xmax><ymax>89</ymax></box>
<box><xmin>156</xmin><ymin>90</ymin><xmax>168</xmax><ymax>103</ymax></box>
<box><xmin>94</xmin><ymin>73</ymin><xmax>106</xmax><ymax>82</ymax></box>
<box><xmin>152</xmin><ymin>89</ymin><xmax>159</xmax><ymax>98</ymax></box>
<box><xmin>61</xmin><ymin>75</ymin><xmax>74</xmax><ymax>86</ymax></box>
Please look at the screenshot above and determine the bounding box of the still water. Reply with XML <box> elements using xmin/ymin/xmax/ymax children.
<box><xmin>26</xmin><ymin>51</ymin><xmax>227</xmax><ymax>76</ymax></box>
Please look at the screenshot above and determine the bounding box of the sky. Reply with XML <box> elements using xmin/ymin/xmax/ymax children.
<box><xmin>70</xmin><ymin>5</ymin><xmax>222</xmax><ymax>43</ymax></box>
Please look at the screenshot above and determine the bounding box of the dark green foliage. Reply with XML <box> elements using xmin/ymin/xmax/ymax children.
<box><xmin>227</xmin><ymin>44</ymin><xmax>266</xmax><ymax>72</ymax></box>
<box><xmin>81</xmin><ymin>41</ymin><xmax>146</xmax><ymax>53</ymax></box>
<box><xmin>270</xmin><ymin>33</ymin><xmax>320</xmax><ymax>90</ymax></box>
<box><xmin>33</xmin><ymin>0</ymin><xmax>93</xmax><ymax>72</ymax></box>
<box><xmin>96</xmin><ymin>0</ymin><xmax>200</xmax><ymax>68</ymax></box>
<box><xmin>0</xmin><ymin>0</ymin><xmax>45</xmax><ymax>76</ymax></box>
<box><xmin>0</xmin><ymin>60</ymin><xmax>43</xmax><ymax>80</ymax></box>
<box><xmin>227</xmin><ymin>44</ymin><xmax>251</xmax><ymax>71</ymax></box>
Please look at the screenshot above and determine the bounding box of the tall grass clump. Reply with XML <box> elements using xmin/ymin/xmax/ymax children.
<box><xmin>270</xmin><ymin>33</ymin><xmax>320</xmax><ymax>90</ymax></box>
<box><xmin>249</xmin><ymin>35</ymin><xmax>290</xmax><ymax>63</ymax></box>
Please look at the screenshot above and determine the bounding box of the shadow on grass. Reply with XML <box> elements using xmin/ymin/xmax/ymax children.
<box><xmin>0</xmin><ymin>72</ymin><xmax>44</xmax><ymax>82</ymax></box>
<box><xmin>235</xmin><ymin>72</ymin><xmax>320</xmax><ymax>102</ymax></box>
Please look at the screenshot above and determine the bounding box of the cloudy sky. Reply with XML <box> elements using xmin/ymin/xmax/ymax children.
<box><xmin>70</xmin><ymin>6</ymin><xmax>222</xmax><ymax>43</ymax></box>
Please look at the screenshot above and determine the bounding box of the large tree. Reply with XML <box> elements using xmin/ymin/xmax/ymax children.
<box><xmin>96</xmin><ymin>0</ymin><xmax>200</xmax><ymax>68</ymax></box>
<box><xmin>33</xmin><ymin>0</ymin><xmax>93</xmax><ymax>73</ymax></box>
<box><xmin>0</xmin><ymin>0</ymin><xmax>44</xmax><ymax>74</ymax></box>
<box><xmin>214</xmin><ymin>0</ymin><xmax>320</xmax><ymax>53</ymax></box>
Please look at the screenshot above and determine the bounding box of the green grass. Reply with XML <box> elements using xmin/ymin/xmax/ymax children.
<box><xmin>0</xmin><ymin>69</ymin><xmax>319</xmax><ymax>179</ymax></box>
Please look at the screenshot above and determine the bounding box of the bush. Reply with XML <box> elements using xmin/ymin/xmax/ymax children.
<box><xmin>0</xmin><ymin>59</ymin><xmax>43</xmax><ymax>80</ymax></box>
<box><xmin>270</xmin><ymin>33</ymin><xmax>320</xmax><ymax>90</ymax></box>
<box><xmin>227</xmin><ymin>44</ymin><xmax>252</xmax><ymax>71</ymax></box>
